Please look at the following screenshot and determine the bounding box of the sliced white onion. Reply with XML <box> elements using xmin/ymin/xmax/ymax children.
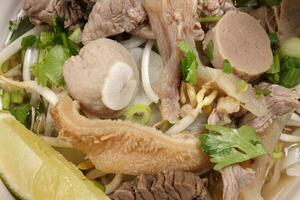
<box><xmin>0</xmin><ymin>26</ymin><xmax>45</xmax><ymax>66</ymax></box>
<box><xmin>120</xmin><ymin>37</ymin><xmax>147</xmax><ymax>49</ymax></box>
<box><xmin>142</xmin><ymin>40</ymin><xmax>159</xmax><ymax>103</ymax></box>
<box><xmin>105</xmin><ymin>173</ymin><xmax>123</xmax><ymax>194</ymax></box>
<box><xmin>23</xmin><ymin>48</ymin><xmax>39</xmax><ymax>81</ymax></box>
<box><xmin>0</xmin><ymin>76</ymin><xmax>58</xmax><ymax>106</ymax></box>
<box><xmin>39</xmin><ymin>136</ymin><xmax>73</xmax><ymax>148</ymax></box>
<box><xmin>0</xmin><ymin>178</ymin><xmax>15</xmax><ymax>200</ymax></box>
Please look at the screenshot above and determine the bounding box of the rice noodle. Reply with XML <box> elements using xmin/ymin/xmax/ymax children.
<box><xmin>0</xmin><ymin>26</ymin><xmax>45</xmax><ymax>67</ymax></box>
<box><xmin>120</xmin><ymin>37</ymin><xmax>147</xmax><ymax>49</ymax></box>
<box><xmin>23</xmin><ymin>48</ymin><xmax>39</xmax><ymax>81</ymax></box>
<box><xmin>0</xmin><ymin>76</ymin><xmax>58</xmax><ymax>105</ymax></box>
<box><xmin>105</xmin><ymin>173</ymin><xmax>123</xmax><ymax>194</ymax></box>
<box><xmin>141</xmin><ymin>40</ymin><xmax>159</xmax><ymax>103</ymax></box>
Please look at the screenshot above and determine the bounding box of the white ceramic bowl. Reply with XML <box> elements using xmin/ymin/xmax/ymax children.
<box><xmin>1</xmin><ymin>0</ymin><xmax>300</xmax><ymax>200</ymax></box>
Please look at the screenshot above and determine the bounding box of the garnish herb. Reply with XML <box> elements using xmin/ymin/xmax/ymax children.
<box><xmin>21</xmin><ymin>17</ymin><xmax>81</xmax><ymax>87</ymax></box>
<box><xmin>236</xmin><ymin>80</ymin><xmax>248</xmax><ymax>92</ymax></box>
<box><xmin>178</xmin><ymin>41</ymin><xmax>199</xmax><ymax>85</ymax></box>
<box><xmin>223</xmin><ymin>59</ymin><xmax>233</xmax><ymax>74</ymax></box>
<box><xmin>11</xmin><ymin>89</ymin><xmax>25</xmax><ymax>104</ymax></box>
<box><xmin>268</xmin><ymin>32</ymin><xmax>279</xmax><ymax>51</ymax></box>
<box><xmin>200</xmin><ymin>125</ymin><xmax>267</xmax><ymax>170</ymax></box>
<box><xmin>125</xmin><ymin>104</ymin><xmax>152</xmax><ymax>125</ymax></box>
<box><xmin>2</xmin><ymin>91</ymin><xmax>11</xmax><ymax>110</ymax></box>
<box><xmin>255</xmin><ymin>88</ymin><xmax>271</xmax><ymax>97</ymax></box>
<box><xmin>205</xmin><ymin>40</ymin><xmax>214</xmax><ymax>62</ymax></box>
<box><xmin>10</xmin><ymin>103</ymin><xmax>31</xmax><ymax>126</ymax></box>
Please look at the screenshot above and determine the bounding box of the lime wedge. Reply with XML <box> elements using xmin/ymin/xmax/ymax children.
<box><xmin>0</xmin><ymin>112</ymin><xmax>109</xmax><ymax>200</ymax></box>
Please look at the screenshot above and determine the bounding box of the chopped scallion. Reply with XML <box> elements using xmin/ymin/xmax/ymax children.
<box><xmin>236</xmin><ymin>80</ymin><xmax>248</xmax><ymax>92</ymax></box>
<box><xmin>40</xmin><ymin>32</ymin><xmax>54</xmax><ymax>47</ymax></box>
<box><xmin>223</xmin><ymin>59</ymin><xmax>233</xmax><ymax>74</ymax></box>
<box><xmin>11</xmin><ymin>89</ymin><xmax>25</xmax><ymax>104</ymax></box>
<box><xmin>125</xmin><ymin>104</ymin><xmax>152</xmax><ymax>125</ymax></box>
<box><xmin>255</xmin><ymin>88</ymin><xmax>271</xmax><ymax>97</ymax></box>
<box><xmin>21</xmin><ymin>35</ymin><xmax>39</xmax><ymax>49</ymax></box>
<box><xmin>2</xmin><ymin>91</ymin><xmax>11</xmax><ymax>110</ymax></box>
<box><xmin>205</xmin><ymin>40</ymin><xmax>214</xmax><ymax>62</ymax></box>
<box><xmin>92</xmin><ymin>181</ymin><xmax>106</xmax><ymax>192</ymax></box>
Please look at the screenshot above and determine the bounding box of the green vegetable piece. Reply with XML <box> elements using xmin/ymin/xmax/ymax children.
<box><xmin>178</xmin><ymin>41</ymin><xmax>199</xmax><ymax>85</ymax></box>
<box><xmin>68</xmin><ymin>27</ymin><xmax>82</xmax><ymax>44</ymax></box>
<box><xmin>35</xmin><ymin>45</ymin><xmax>70</xmax><ymax>86</ymax></box>
<box><xmin>200</xmin><ymin>125</ymin><xmax>267</xmax><ymax>170</ymax></box>
<box><xmin>10</xmin><ymin>104</ymin><xmax>31</xmax><ymax>125</ymax></box>
<box><xmin>236</xmin><ymin>80</ymin><xmax>248</xmax><ymax>92</ymax></box>
<box><xmin>11</xmin><ymin>89</ymin><xmax>25</xmax><ymax>104</ymax></box>
<box><xmin>267</xmin><ymin>54</ymin><xmax>280</xmax><ymax>74</ymax></box>
<box><xmin>205</xmin><ymin>40</ymin><xmax>214</xmax><ymax>62</ymax></box>
<box><xmin>268</xmin><ymin>32</ymin><xmax>279</xmax><ymax>50</ymax></box>
<box><xmin>279</xmin><ymin>37</ymin><xmax>300</xmax><ymax>59</ymax></box>
<box><xmin>125</xmin><ymin>104</ymin><xmax>152</xmax><ymax>125</ymax></box>
<box><xmin>40</xmin><ymin>32</ymin><xmax>54</xmax><ymax>46</ymax></box>
<box><xmin>272</xmin><ymin>143</ymin><xmax>282</xmax><ymax>160</ymax></box>
<box><xmin>279</xmin><ymin>56</ymin><xmax>300</xmax><ymax>88</ymax></box>
<box><xmin>21</xmin><ymin>35</ymin><xmax>39</xmax><ymax>49</ymax></box>
<box><xmin>2</xmin><ymin>91</ymin><xmax>11</xmax><ymax>110</ymax></box>
<box><xmin>223</xmin><ymin>59</ymin><xmax>233</xmax><ymax>74</ymax></box>
<box><xmin>255</xmin><ymin>88</ymin><xmax>271</xmax><ymax>97</ymax></box>
<box><xmin>199</xmin><ymin>16</ymin><xmax>222</xmax><ymax>23</ymax></box>
<box><xmin>92</xmin><ymin>180</ymin><xmax>106</xmax><ymax>192</ymax></box>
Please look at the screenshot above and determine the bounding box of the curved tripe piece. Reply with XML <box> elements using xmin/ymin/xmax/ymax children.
<box><xmin>203</xmin><ymin>10</ymin><xmax>273</xmax><ymax>80</ymax></box>
<box><xmin>51</xmin><ymin>96</ymin><xmax>210</xmax><ymax>175</ymax></box>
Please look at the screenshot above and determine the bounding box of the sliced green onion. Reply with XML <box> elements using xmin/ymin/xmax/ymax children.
<box><xmin>236</xmin><ymin>80</ymin><xmax>248</xmax><ymax>92</ymax></box>
<box><xmin>279</xmin><ymin>67</ymin><xmax>300</xmax><ymax>88</ymax></box>
<box><xmin>223</xmin><ymin>59</ymin><xmax>233</xmax><ymax>74</ymax></box>
<box><xmin>2</xmin><ymin>91</ymin><xmax>11</xmax><ymax>110</ymax></box>
<box><xmin>68</xmin><ymin>27</ymin><xmax>82</xmax><ymax>44</ymax></box>
<box><xmin>125</xmin><ymin>104</ymin><xmax>152</xmax><ymax>125</ymax></box>
<box><xmin>268</xmin><ymin>32</ymin><xmax>279</xmax><ymax>50</ymax></box>
<box><xmin>267</xmin><ymin>54</ymin><xmax>280</xmax><ymax>74</ymax></box>
<box><xmin>205</xmin><ymin>40</ymin><xmax>214</xmax><ymax>62</ymax></box>
<box><xmin>255</xmin><ymin>88</ymin><xmax>271</xmax><ymax>97</ymax></box>
<box><xmin>11</xmin><ymin>89</ymin><xmax>25</xmax><ymax>104</ymax></box>
<box><xmin>199</xmin><ymin>16</ymin><xmax>222</xmax><ymax>23</ymax></box>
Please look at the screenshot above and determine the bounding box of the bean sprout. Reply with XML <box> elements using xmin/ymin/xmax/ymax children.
<box><xmin>141</xmin><ymin>40</ymin><xmax>159</xmax><ymax>103</ymax></box>
<box><xmin>23</xmin><ymin>48</ymin><xmax>39</xmax><ymax>81</ymax></box>
<box><xmin>105</xmin><ymin>173</ymin><xmax>123</xmax><ymax>194</ymax></box>
<box><xmin>120</xmin><ymin>37</ymin><xmax>147</xmax><ymax>49</ymax></box>
<box><xmin>0</xmin><ymin>26</ymin><xmax>45</xmax><ymax>67</ymax></box>
<box><xmin>166</xmin><ymin>88</ymin><xmax>218</xmax><ymax>135</ymax></box>
<box><xmin>0</xmin><ymin>76</ymin><xmax>58</xmax><ymax>106</ymax></box>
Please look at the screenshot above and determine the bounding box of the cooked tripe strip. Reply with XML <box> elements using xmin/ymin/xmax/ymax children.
<box><xmin>203</xmin><ymin>10</ymin><xmax>273</xmax><ymax>80</ymax></box>
<box><xmin>51</xmin><ymin>96</ymin><xmax>210</xmax><ymax>175</ymax></box>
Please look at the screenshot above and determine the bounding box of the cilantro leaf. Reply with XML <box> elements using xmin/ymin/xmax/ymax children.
<box><xmin>10</xmin><ymin>103</ymin><xmax>31</xmax><ymax>126</ymax></box>
<box><xmin>178</xmin><ymin>41</ymin><xmax>199</xmax><ymax>85</ymax></box>
<box><xmin>200</xmin><ymin>125</ymin><xmax>267</xmax><ymax>170</ymax></box>
<box><xmin>35</xmin><ymin>45</ymin><xmax>70</xmax><ymax>86</ymax></box>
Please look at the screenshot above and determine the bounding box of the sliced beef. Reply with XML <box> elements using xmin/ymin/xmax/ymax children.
<box><xmin>240</xmin><ymin>82</ymin><xmax>300</xmax><ymax>132</ymax></box>
<box><xmin>144</xmin><ymin>0</ymin><xmax>204</xmax><ymax>122</ymax></box>
<box><xmin>82</xmin><ymin>0</ymin><xmax>147</xmax><ymax>44</ymax></box>
<box><xmin>278</xmin><ymin>0</ymin><xmax>300</xmax><ymax>42</ymax></box>
<box><xmin>110</xmin><ymin>171</ymin><xmax>207</xmax><ymax>200</ymax></box>
<box><xmin>24</xmin><ymin>0</ymin><xmax>94</xmax><ymax>27</ymax></box>
<box><xmin>221</xmin><ymin>165</ymin><xmax>255</xmax><ymax>200</ymax></box>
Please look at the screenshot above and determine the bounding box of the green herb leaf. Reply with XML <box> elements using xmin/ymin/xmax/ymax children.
<box><xmin>278</xmin><ymin>56</ymin><xmax>300</xmax><ymax>88</ymax></box>
<box><xmin>223</xmin><ymin>59</ymin><xmax>233</xmax><ymax>74</ymax></box>
<box><xmin>255</xmin><ymin>88</ymin><xmax>271</xmax><ymax>97</ymax></box>
<box><xmin>21</xmin><ymin>35</ymin><xmax>39</xmax><ymax>49</ymax></box>
<box><xmin>35</xmin><ymin>45</ymin><xmax>70</xmax><ymax>86</ymax></box>
<box><xmin>10</xmin><ymin>103</ymin><xmax>31</xmax><ymax>125</ymax></box>
<box><xmin>40</xmin><ymin>32</ymin><xmax>55</xmax><ymax>47</ymax></box>
<box><xmin>178</xmin><ymin>41</ymin><xmax>199</xmax><ymax>85</ymax></box>
<box><xmin>11</xmin><ymin>89</ymin><xmax>25</xmax><ymax>104</ymax></box>
<box><xmin>200</xmin><ymin>125</ymin><xmax>267</xmax><ymax>170</ymax></box>
<box><xmin>205</xmin><ymin>40</ymin><xmax>214</xmax><ymax>62</ymax></box>
<box><xmin>1</xmin><ymin>91</ymin><xmax>11</xmax><ymax>110</ymax></box>
<box><xmin>236</xmin><ymin>80</ymin><xmax>248</xmax><ymax>92</ymax></box>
